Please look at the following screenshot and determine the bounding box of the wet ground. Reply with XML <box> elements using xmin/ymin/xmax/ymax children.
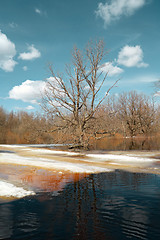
<box><xmin>0</xmin><ymin>144</ymin><xmax>160</xmax><ymax>201</ymax></box>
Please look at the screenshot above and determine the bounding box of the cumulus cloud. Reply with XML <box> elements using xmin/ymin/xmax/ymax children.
<box><xmin>100</xmin><ymin>62</ymin><xmax>124</xmax><ymax>76</ymax></box>
<box><xmin>18</xmin><ymin>45</ymin><xmax>41</xmax><ymax>61</ymax></box>
<box><xmin>9</xmin><ymin>80</ymin><xmax>46</xmax><ymax>103</ymax></box>
<box><xmin>117</xmin><ymin>45</ymin><xmax>148</xmax><ymax>68</ymax></box>
<box><xmin>96</xmin><ymin>0</ymin><xmax>147</xmax><ymax>26</ymax></box>
<box><xmin>0</xmin><ymin>31</ymin><xmax>17</xmax><ymax>72</ymax></box>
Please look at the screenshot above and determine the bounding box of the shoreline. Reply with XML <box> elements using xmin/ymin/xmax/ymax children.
<box><xmin>1</xmin><ymin>144</ymin><xmax>160</xmax><ymax>201</ymax></box>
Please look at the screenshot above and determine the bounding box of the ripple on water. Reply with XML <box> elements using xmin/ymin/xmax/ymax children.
<box><xmin>1</xmin><ymin>171</ymin><xmax>160</xmax><ymax>239</ymax></box>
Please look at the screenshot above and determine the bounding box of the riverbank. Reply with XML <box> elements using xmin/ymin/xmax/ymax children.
<box><xmin>1</xmin><ymin>144</ymin><xmax>160</xmax><ymax>200</ymax></box>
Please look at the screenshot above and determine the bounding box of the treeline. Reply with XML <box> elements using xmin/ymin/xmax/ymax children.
<box><xmin>97</xmin><ymin>91</ymin><xmax>159</xmax><ymax>138</ymax></box>
<box><xmin>0</xmin><ymin>108</ymin><xmax>54</xmax><ymax>144</ymax></box>
<box><xmin>51</xmin><ymin>91</ymin><xmax>160</xmax><ymax>145</ymax></box>
<box><xmin>0</xmin><ymin>91</ymin><xmax>159</xmax><ymax>144</ymax></box>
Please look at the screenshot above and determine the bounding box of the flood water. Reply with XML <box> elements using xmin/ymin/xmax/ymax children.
<box><xmin>91</xmin><ymin>136</ymin><xmax>160</xmax><ymax>151</ymax></box>
<box><xmin>1</xmin><ymin>170</ymin><xmax>160</xmax><ymax>240</ymax></box>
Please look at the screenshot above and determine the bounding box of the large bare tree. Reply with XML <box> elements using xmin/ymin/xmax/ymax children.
<box><xmin>42</xmin><ymin>40</ymin><xmax>118</xmax><ymax>148</ymax></box>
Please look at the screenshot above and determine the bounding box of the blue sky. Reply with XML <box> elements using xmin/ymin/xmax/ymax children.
<box><xmin>0</xmin><ymin>0</ymin><xmax>160</xmax><ymax>112</ymax></box>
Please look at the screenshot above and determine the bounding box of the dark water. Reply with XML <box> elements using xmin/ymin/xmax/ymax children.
<box><xmin>1</xmin><ymin>170</ymin><xmax>160</xmax><ymax>240</ymax></box>
<box><xmin>0</xmin><ymin>150</ymin><xmax>15</xmax><ymax>153</ymax></box>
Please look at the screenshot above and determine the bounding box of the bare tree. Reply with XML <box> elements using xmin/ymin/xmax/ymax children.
<box><xmin>90</xmin><ymin>96</ymin><xmax>121</xmax><ymax>138</ymax></box>
<box><xmin>118</xmin><ymin>91</ymin><xmax>156</xmax><ymax>137</ymax></box>
<box><xmin>0</xmin><ymin>107</ymin><xmax>7</xmax><ymax>143</ymax></box>
<box><xmin>42</xmin><ymin>40</ymin><xmax>118</xmax><ymax>148</ymax></box>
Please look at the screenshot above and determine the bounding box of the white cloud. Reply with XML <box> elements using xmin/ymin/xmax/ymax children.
<box><xmin>26</xmin><ymin>105</ymin><xmax>35</xmax><ymax>110</ymax></box>
<box><xmin>18</xmin><ymin>45</ymin><xmax>41</xmax><ymax>61</ymax></box>
<box><xmin>100</xmin><ymin>62</ymin><xmax>124</xmax><ymax>76</ymax></box>
<box><xmin>117</xmin><ymin>45</ymin><xmax>148</xmax><ymax>68</ymax></box>
<box><xmin>15</xmin><ymin>105</ymin><xmax>35</xmax><ymax>111</ymax></box>
<box><xmin>0</xmin><ymin>31</ymin><xmax>17</xmax><ymax>72</ymax></box>
<box><xmin>9</xmin><ymin>80</ymin><xmax>46</xmax><ymax>103</ymax></box>
<box><xmin>9</xmin><ymin>77</ymin><xmax>65</xmax><ymax>104</ymax></box>
<box><xmin>35</xmin><ymin>8</ymin><xmax>41</xmax><ymax>14</ymax></box>
<box><xmin>45</xmin><ymin>77</ymin><xmax>66</xmax><ymax>98</ymax></box>
<box><xmin>96</xmin><ymin>0</ymin><xmax>147</xmax><ymax>26</ymax></box>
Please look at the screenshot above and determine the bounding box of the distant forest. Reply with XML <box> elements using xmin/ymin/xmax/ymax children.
<box><xmin>0</xmin><ymin>91</ymin><xmax>160</xmax><ymax>145</ymax></box>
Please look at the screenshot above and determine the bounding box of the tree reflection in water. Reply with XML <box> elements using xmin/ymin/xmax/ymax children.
<box><xmin>92</xmin><ymin>136</ymin><xmax>160</xmax><ymax>151</ymax></box>
<box><xmin>1</xmin><ymin>171</ymin><xmax>160</xmax><ymax>239</ymax></box>
<box><xmin>0</xmin><ymin>204</ymin><xmax>13</xmax><ymax>239</ymax></box>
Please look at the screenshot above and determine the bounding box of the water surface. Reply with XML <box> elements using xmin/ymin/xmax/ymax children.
<box><xmin>1</xmin><ymin>170</ymin><xmax>160</xmax><ymax>240</ymax></box>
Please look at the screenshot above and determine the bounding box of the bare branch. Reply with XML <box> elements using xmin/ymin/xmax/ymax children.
<box><xmin>41</xmin><ymin>40</ymin><xmax>119</xmax><ymax>148</ymax></box>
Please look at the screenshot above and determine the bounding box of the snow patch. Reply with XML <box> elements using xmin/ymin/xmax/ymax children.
<box><xmin>0</xmin><ymin>144</ymin><xmax>25</xmax><ymax>148</ymax></box>
<box><xmin>28</xmin><ymin>148</ymin><xmax>80</xmax><ymax>156</ymax></box>
<box><xmin>0</xmin><ymin>145</ymin><xmax>81</xmax><ymax>156</ymax></box>
<box><xmin>0</xmin><ymin>153</ymin><xmax>112</xmax><ymax>173</ymax></box>
<box><xmin>86</xmin><ymin>154</ymin><xmax>156</xmax><ymax>163</ymax></box>
<box><xmin>0</xmin><ymin>180</ymin><xmax>35</xmax><ymax>198</ymax></box>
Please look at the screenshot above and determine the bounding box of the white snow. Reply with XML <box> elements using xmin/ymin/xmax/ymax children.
<box><xmin>0</xmin><ymin>144</ymin><xmax>81</xmax><ymax>156</ymax></box>
<box><xmin>1</xmin><ymin>145</ymin><xmax>159</xmax><ymax>200</ymax></box>
<box><xmin>0</xmin><ymin>145</ymin><xmax>158</xmax><ymax>175</ymax></box>
<box><xmin>0</xmin><ymin>180</ymin><xmax>35</xmax><ymax>198</ymax></box>
<box><xmin>0</xmin><ymin>144</ymin><xmax>26</xmax><ymax>148</ymax></box>
<box><xmin>0</xmin><ymin>153</ymin><xmax>112</xmax><ymax>173</ymax></box>
<box><xmin>0</xmin><ymin>144</ymin><xmax>156</xmax><ymax>163</ymax></box>
<box><xmin>86</xmin><ymin>153</ymin><xmax>156</xmax><ymax>163</ymax></box>
<box><xmin>27</xmin><ymin>148</ymin><xmax>80</xmax><ymax>156</ymax></box>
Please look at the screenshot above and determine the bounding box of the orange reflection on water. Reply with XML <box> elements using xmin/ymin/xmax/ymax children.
<box><xmin>0</xmin><ymin>164</ymin><xmax>88</xmax><ymax>193</ymax></box>
<box><xmin>20</xmin><ymin>169</ymin><xmax>88</xmax><ymax>192</ymax></box>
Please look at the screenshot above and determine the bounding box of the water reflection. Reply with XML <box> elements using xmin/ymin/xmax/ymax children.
<box><xmin>0</xmin><ymin>204</ymin><xmax>13</xmax><ymax>239</ymax></box>
<box><xmin>20</xmin><ymin>170</ymin><xmax>87</xmax><ymax>192</ymax></box>
<box><xmin>0</xmin><ymin>164</ymin><xmax>88</xmax><ymax>193</ymax></box>
<box><xmin>92</xmin><ymin>136</ymin><xmax>160</xmax><ymax>151</ymax></box>
<box><xmin>1</xmin><ymin>171</ymin><xmax>160</xmax><ymax>239</ymax></box>
<box><xmin>16</xmin><ymin>211</ymin><xmax>40</xmax><ymax>233</ymax></box>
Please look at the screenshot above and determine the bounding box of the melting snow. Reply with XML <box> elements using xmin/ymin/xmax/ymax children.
<box><xmin>0</xmin><ymin>180</ymin><xmax>35</xmax><ymax>198</ymax></box>
<box><xmin>0</xmin><ymin>145</ymin><xmax>159</xmax><ymax>176</ymax></box>
<box><xmin>1</xmin><ymin>145</ymin><xmax>159</xmax><ymax>201</ymax></box>
<box><xmin>27</xmin><ymin>148</ymin><xmax>80</xmax><ymax>156</ymax></box>
<box><xmin>86</xmin><ymin>153</ymin><xmax>156</xmax><ymax>162</ymax></box>
<box><xmin>0</xmin><ymin>153</ymin><xmax>112</xmax><ymax>173</ymax></box>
